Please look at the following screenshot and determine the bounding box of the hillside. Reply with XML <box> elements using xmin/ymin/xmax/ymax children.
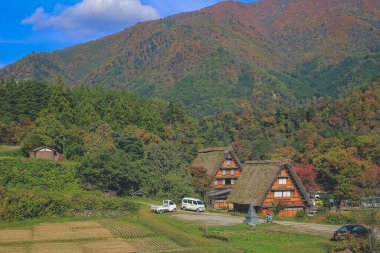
<box><xmin>1</xmin><ymin>0</ymin><xmax>380</xmax><ymax>115</ymax></box>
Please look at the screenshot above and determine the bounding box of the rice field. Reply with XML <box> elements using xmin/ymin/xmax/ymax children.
<box><xmin>0</xmin><ymin>219</ymin><xmax>179</xmax><ymax>253</ymax></box>
<box><xmin>98</xmin><ymin>219</ymin><xmax>150</xmax><ymax>237</ymax></box>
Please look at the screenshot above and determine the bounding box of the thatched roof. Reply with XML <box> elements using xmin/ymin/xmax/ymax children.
<box><xmin>190</xmin><ymin>147</ymin><xmax>238</xmax><ymax>176</ymax></box>
<box><xmin>228</xmin><ymin>161</ymin><xmax>311</xmax><ymax>207</ymax></box>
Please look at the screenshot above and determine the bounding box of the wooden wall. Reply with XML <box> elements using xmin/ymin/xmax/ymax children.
<box><xmin>261</xmin><ymin>168</ymin><xmax>305</xmax><ymax>216</ymax></box>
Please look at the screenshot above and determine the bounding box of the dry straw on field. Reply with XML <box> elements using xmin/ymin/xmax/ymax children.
<box><xmin>98</xmin><ymin>219</ymin><xmax>150</xmax><ymax>237</ymax></box>
<box><xmin>0</xmin><ymin>246</ymin><xmax>24</xmax><ymax>253</ymax></box>
<box><xmin>32</xmin><ymin>221</ymin><xmax>111</xmax><ymax>241</ymax></box>
<box><xmin>127</xmin><ymin>237</ymin><xmax>178</xmax><ymax>250</ymax></box>
<box><xmin>0</xmin><ymin>229</ymin><xmax>32</xmax><ymax>243</ymax></box>
<box><xmin>30</xmin><ymin>242</ymin><xmax>82</xmax><ymax>253</ymax></box>
<box><xmin>83</xmin><ymin>238</ymin><xmax>136</xmax><ymax>253</ymax></box>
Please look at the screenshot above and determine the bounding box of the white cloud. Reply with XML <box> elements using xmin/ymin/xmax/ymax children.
<box><xmin>22</xmin><ymin>0</ymin><xmax>159</xmax><ymax>38</ymax></box>
<box><xmin>0</xmin><ymin>63</ymin><xmax>5</xmax><ymax>69</ymax></box>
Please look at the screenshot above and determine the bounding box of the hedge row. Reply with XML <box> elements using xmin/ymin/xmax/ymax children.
<box><xmin>0</xmin><ymin>188</ymin><xmax>139</xmax><ymax>221</ymax></box>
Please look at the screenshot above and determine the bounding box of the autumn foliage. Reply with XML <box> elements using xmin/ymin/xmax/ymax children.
<box><xmin>293</xmin><ymin>164</ymin><xmax>318</xmax><ymax>192</ymax></box>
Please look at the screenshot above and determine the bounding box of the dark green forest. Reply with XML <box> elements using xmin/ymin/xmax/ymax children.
<box><xmin>0</xmin><ymin>78</ymin><xmax>379</xmax><ymax>219</ymax></box>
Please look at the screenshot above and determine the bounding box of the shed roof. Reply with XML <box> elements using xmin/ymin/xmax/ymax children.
<box><xmin>228</xmin><ymin>160</ymin><xmax>311</xmax><ymax>207</ymax></box>
<box><xmin>30</xmin><ymin>146</ymin><xmax>60</xmax><ymax>153</ymax></box>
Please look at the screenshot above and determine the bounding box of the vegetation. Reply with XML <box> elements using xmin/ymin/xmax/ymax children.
<box><xmin>0</xmin><ymin>158</ymin><xmax>138</xmax><ymax>221</ymax></box>
<box><xmin>0</xmin><ymin>78</ymin><xmax>379</xmax><ymax>218</ymax></box>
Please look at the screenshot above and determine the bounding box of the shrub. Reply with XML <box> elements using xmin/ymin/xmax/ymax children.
<box><xmin>270</xmin><ymin>200</ymin><xmax>286</xmax><ymax>215</ymax></box>
<box><xmin>0</xmin><ymin>158</ymin><xmax>139</xmax><ymax>221</ymax></box>
<box><xmin>295</xmin><ymin>210</ymin><xmax>307</xmax><ymax>220</ymax></box>
<box><xmin>323</xmin><ymin>213</ymin><xmax>356</xmax><ymax>225</ymax></box>
<box><xmin>0</xmin><ymin>188</ymin><xmax>139</xmax><ymax>221</ymax></box>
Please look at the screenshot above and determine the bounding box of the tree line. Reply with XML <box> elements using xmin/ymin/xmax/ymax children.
<box><xmin>0</xmin><ymin>78</ymin><xmax>379</xmax><ymax>208</ymax></box>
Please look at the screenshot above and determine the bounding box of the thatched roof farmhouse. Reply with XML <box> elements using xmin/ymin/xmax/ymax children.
<box><xmin>228</xmin><ymin>160</ymin><xmax>311</xmax><ymax>216</ymax></box>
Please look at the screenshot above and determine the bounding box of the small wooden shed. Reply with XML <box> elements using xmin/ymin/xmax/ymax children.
<box><xmin>29</xmin><ymin>147</ymin><xmax>63</xmax><ymax>161</ymax></box>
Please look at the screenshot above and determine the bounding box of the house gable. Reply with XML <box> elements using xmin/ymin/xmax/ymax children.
<box><xmin>262</xmin><ymin>168</ymin><xmax>307</xmax><ymax>208</ymax></box>
<box><xmin>210</xmin><ymin>152</ymin><xmax>242</xmax><ymax>188</ymax></box>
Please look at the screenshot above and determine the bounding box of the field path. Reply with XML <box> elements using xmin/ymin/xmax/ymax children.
<box><xmin>172</xmin><ymin>210</ymin><xmax>342</xmax><ymax>235</ymax></box>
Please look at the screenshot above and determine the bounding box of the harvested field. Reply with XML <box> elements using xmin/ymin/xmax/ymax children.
<box><xmin>98</xmin><ymin>219</ymin><xmax>150</xmax><ymax>237</ymax></box>
<box><xmin>30</xmin><ymin>242</ymin><xmax>82</xmax><ymax>253</ymax></box>
<box><xmin>0</xmin><ymin>246</ymin><xmax>24</xmax><ymax>253</ymax></box>
<box><xmin>83</xmin><ymin>238</ymin><xmax>136</xmax><ymax>253</ymax></box>
<box><xmin>0</xmin><ymin>219</ymin><xmax>181</xmax><ymax>253</ymax></box>
<box><xmin>0</xmin><ymin>229</ymin><xmax>32</xmax><ymax>243</ymax></box>
<box><xmin>127</xmin><ymin>238</ymin><xmax>178</xmax><ymax>251</ymax></box>
<box><xmin>32</xmin><ymin>221</ymin><xmax>111</xmax><ymax>241</ymax></box>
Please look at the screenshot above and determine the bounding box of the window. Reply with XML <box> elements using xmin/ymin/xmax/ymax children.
<box><xmin>222</xmin><ymin>170</ymin><xmax>226</xmax><ymax>176</ymax></box>
<box><xmin>279</xmin><ymin>178</ymin><xmax>287</xmax><ymax>184</ymax></box>
<box><xmin>231</xmin><ymin>179</ymin><xmax>234</xmax><ymax>185</ymax></box>
<box><xmin>222</xmin><ymin>180</ymin><xmax>226</xmax><ymax>185</ymax></box>
<box><xmin>274</xmin><ymin>191</ymin><xmax>291</xmax><ymax>197</ymax></box>
<box><xmin>214</xmin><ymin>180</ymin><xmax>218</xmax><ymax>186</ymax></box>
<box><xmin>338</xmin><ymin>226</ymin><xmax>348</xmax><ymax>233</ymax></box>
<box><xmin>226</xmin><ymin>160</ymin><xmax>231</xmax><ymax>166</ymax></box>
<box><xmin>230</xmin><ymin>169</ymin><xmax>235</xmax><ymax>176</ymax></box>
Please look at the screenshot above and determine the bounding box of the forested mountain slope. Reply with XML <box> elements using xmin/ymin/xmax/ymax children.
<box><xmin>1</xmin><ymin>0</ymin><xmax>380</xmax><ymax>116</ymax></box>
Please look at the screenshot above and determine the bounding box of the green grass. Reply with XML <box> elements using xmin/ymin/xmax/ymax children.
<box><xmin>0</xmin><ymin>145</ymin><xmax>20</xmax><ymax>151</ymax></box>
<box><xmin>0</xmin><ymin>145</ymin><xmax>22</xmax><ymax>157</ymax></box>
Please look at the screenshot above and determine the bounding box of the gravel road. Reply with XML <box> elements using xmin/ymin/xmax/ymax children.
<box><xmin>172</xmin><ymin>211</ymin><xmax>341</xmax><ymax>236</ymax></box>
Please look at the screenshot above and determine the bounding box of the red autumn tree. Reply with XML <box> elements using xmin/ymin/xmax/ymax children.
<box><xmin>294</xmin><ymin>164</ymin><xmax>319</xmax><ymax>192</ymax></box>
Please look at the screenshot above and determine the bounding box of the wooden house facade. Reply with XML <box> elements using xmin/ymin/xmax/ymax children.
<box><xmin>190</xmin><ymin>147</ymin><xmax>242</xmax><ymax>209</ymax></box>
<box><xmin>228</xmin><ymin>161</ymin><xmax>311</xmax><ymax>216</ymax></box>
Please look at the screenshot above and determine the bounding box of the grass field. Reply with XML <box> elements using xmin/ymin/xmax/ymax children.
<box><xmin>0</xmin><ymin>204</ymin><xmax>336</xmax><ymax>253</ymax></box>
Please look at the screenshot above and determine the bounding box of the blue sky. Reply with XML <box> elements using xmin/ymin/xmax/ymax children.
<box><xmin>0</xmin><ymin>0</ymin><xmax>256</xmax><ymax>68</ymax></box>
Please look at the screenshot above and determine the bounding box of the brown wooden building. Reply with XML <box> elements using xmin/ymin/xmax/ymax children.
<box><xmin>228</xmin><ymin>161</ymin><xmax>311</xmax><ymax>216</ymax></box>
<box><xmin>190</xmin><ymin>147</ymin><xmax>242</xmax><ymax>209</ymax></box>
<box><xmin>29</xmin><ymin>147</ymin><xmax>63</xmax><ymax>161</ymax></box>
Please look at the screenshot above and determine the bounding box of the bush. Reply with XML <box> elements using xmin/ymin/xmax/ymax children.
<box><xmin>0</xmin><ymin>188</ymin><xmax>139</xmax><ymax>221</ymax></box>
<box><xmin>0</xmin><ymin>158</ymin><xmax>139</xmax><ymax>221</ymax></box>
<box><xmin>295</xmin><ymin>210</ymin><xmax>307</xmax><ymax>220</ymax></box>
<box><xmin>323</xmin><ymin>213</ymin><xmax>356</xmax><ymax>225</ymax></box>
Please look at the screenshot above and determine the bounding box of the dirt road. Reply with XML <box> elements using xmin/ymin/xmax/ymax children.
<box><xmin>172</xmin><ymin>211</ymin><xmax>341</xmax><ymax>236</ymax></box>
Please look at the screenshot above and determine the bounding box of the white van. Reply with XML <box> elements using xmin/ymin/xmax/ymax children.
<box><xmin>181</xmin><ymin>198</ymin><xmax>205</xmax><ymax>212</ymax></box>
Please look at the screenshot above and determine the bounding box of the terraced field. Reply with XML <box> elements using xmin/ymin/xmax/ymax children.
<box><xmin>98</xmin><ymin>219</ymin><xmax>150</xmax><ymax>237</ymax></box>
<box><xmin>0</xmin><ymin>219</ymin><xmax>180</xmax><ymax>253</ymax></box>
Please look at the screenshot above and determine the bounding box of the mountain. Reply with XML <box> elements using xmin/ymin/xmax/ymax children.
<box><xmin>1</xmin><ymin>0</ymin><xmax>380</xmax><ymax>116</ymax></box>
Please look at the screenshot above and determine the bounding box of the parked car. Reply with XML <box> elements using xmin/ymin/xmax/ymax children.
<box><xmin>151</xmin><ymin>200</ymin><xmax>177</xmax><ymax>213</ymax></box>
<box><xmin>331</xmin><ymin>225</ymin><xmax>370</xmax><ymax>241</ymax></box>
<box><xmin>181</xmin><ymin>198</ymin><xmax>205</xmax><ymax>212</ymax></box>
<box><xmin>306</xmin><ymin>210</ymin><xmax>318</xmax><ymax>216</ymax></box>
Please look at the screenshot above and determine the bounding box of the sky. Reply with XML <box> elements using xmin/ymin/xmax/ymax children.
<box><xmin>0</xmin><ymin>0</ymin><xmax>256</xmax><ymax>68</ymax></box>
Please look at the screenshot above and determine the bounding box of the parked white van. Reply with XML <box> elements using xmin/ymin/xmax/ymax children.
<box><xmin>181</xmin><ymin>198</ymin><xmax>205</xmax><ymax>212</ymax></box>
